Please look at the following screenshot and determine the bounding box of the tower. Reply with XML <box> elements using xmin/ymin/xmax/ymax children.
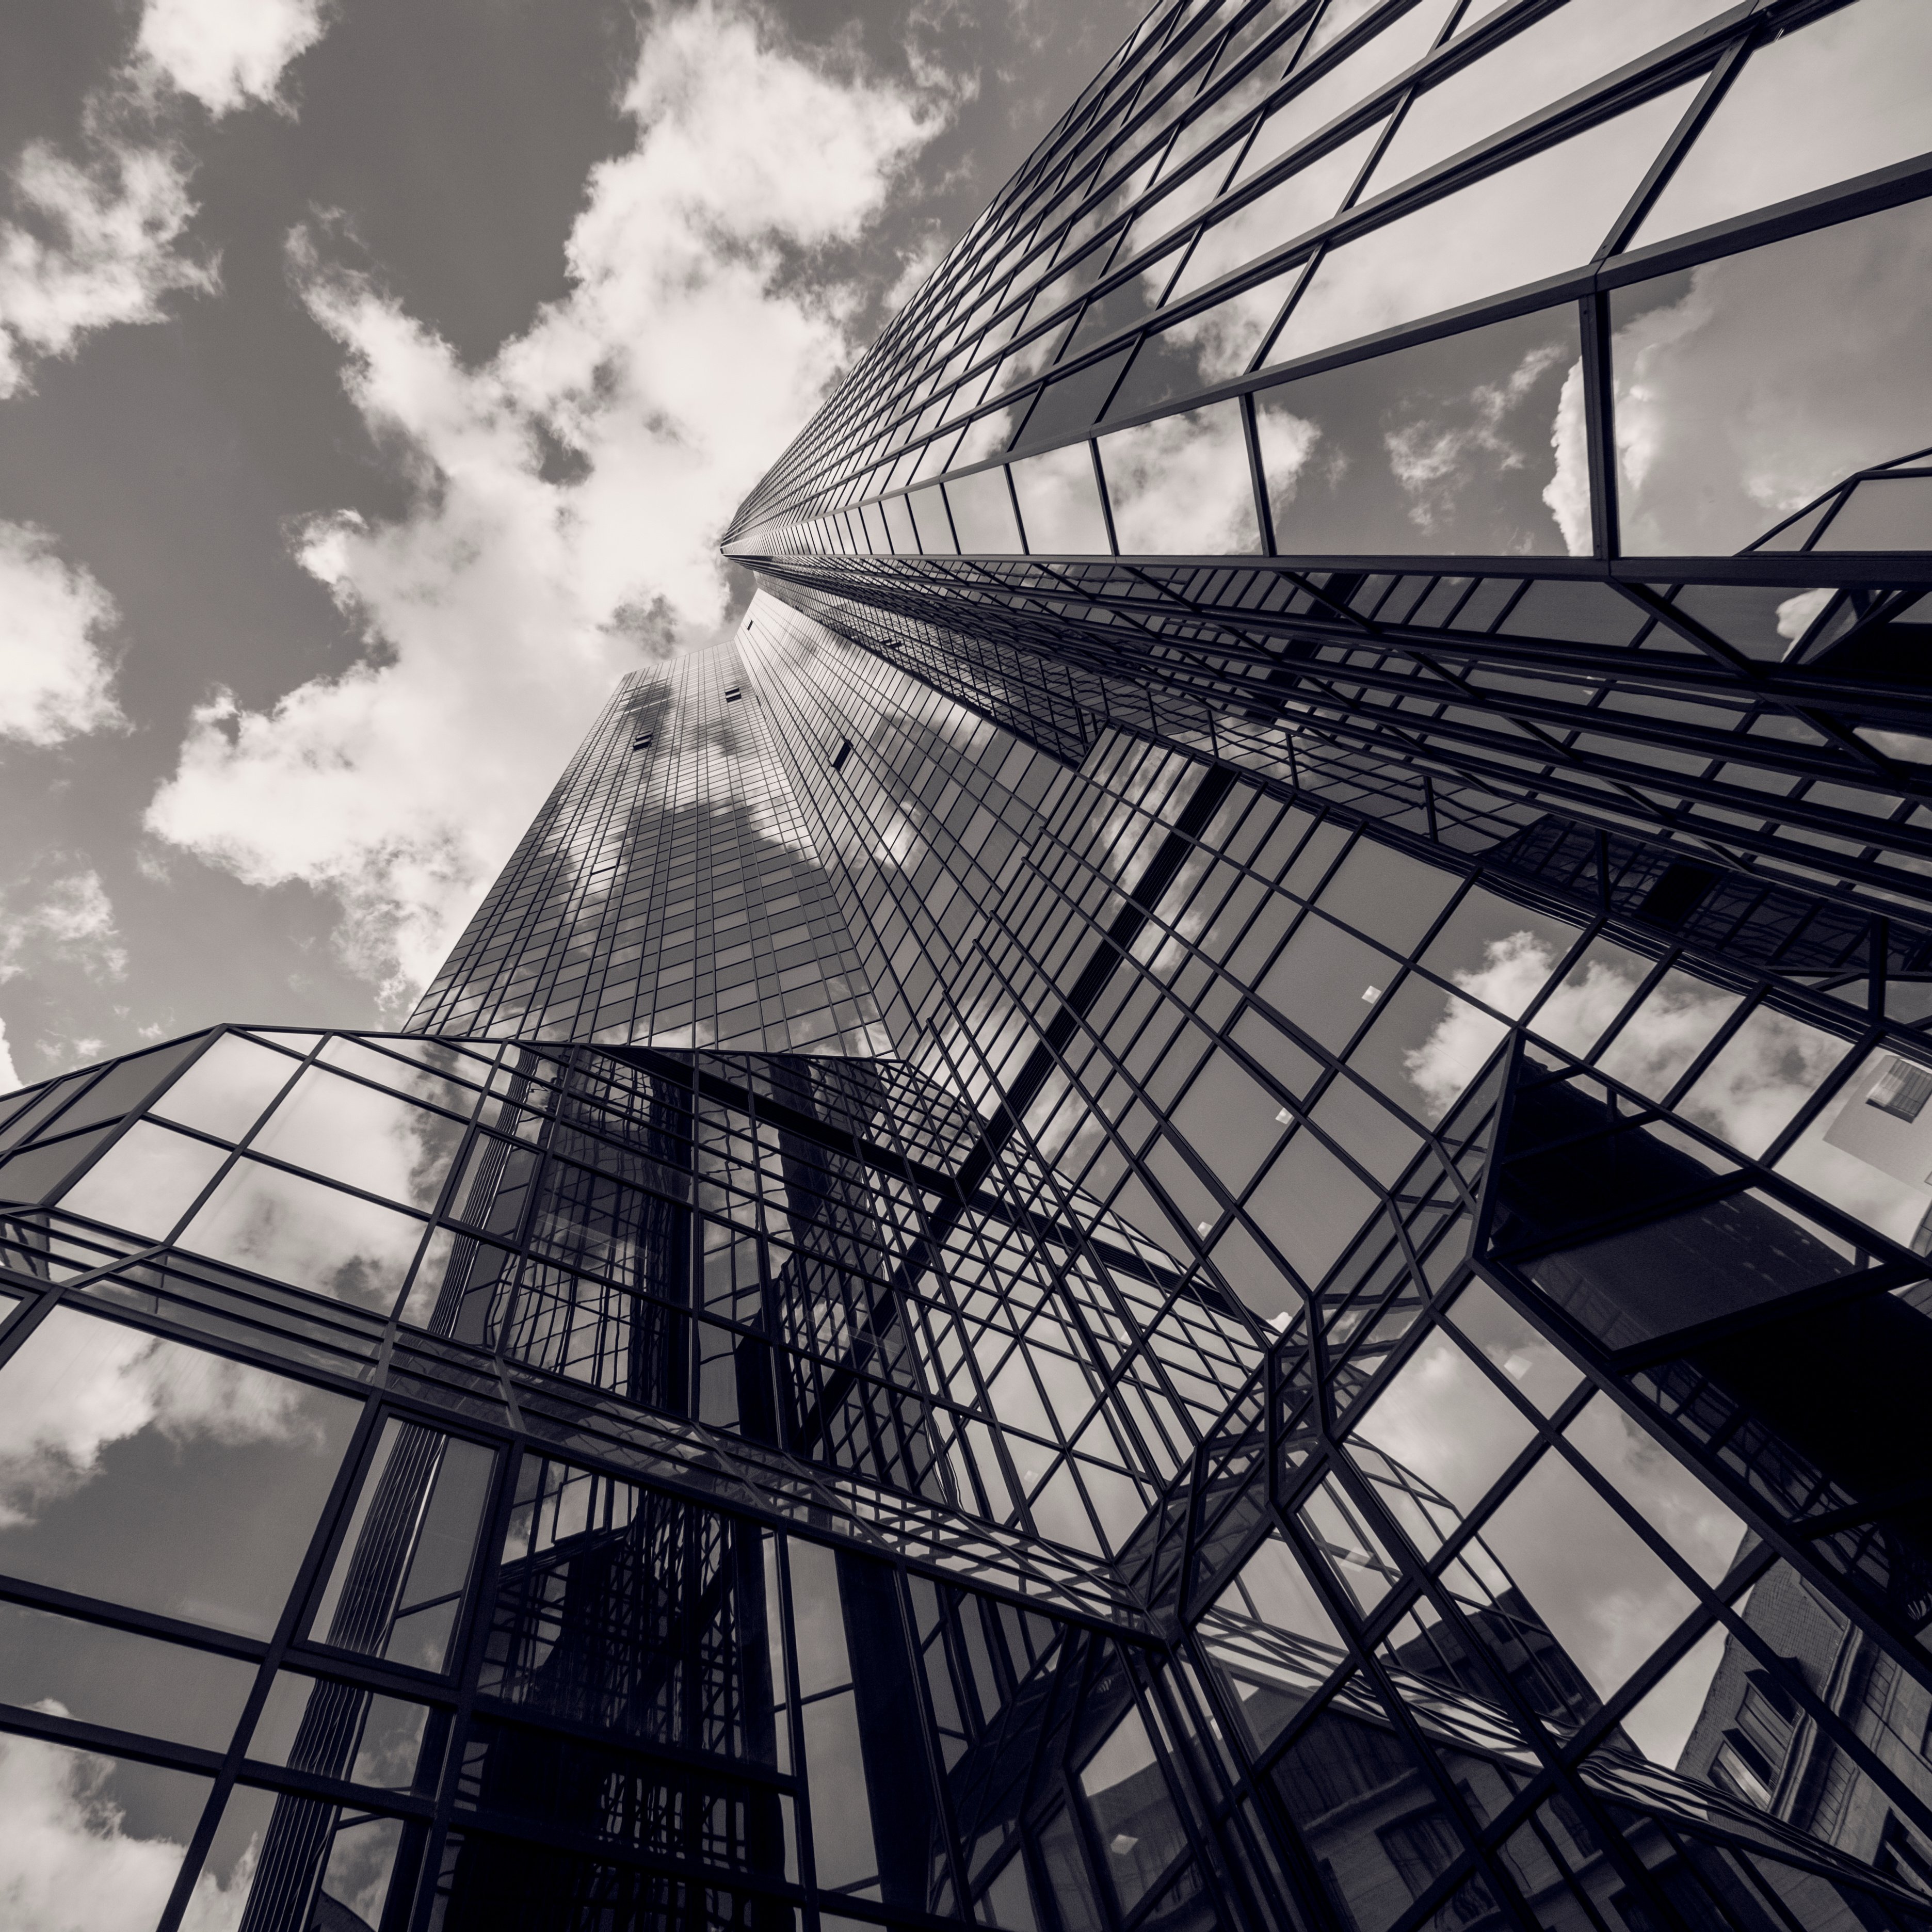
<box><xmin>1</xmin><ymin>3</ymin><xmax>1930</xmax><ymax>1930</ymax></box>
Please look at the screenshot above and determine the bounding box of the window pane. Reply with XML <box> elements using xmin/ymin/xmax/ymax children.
<box><xmin>309</xmin><ymin>1418</ymin><xmax>494</xmax><ymax>1672</ymax></box>
<box><xmin>1234</xmin><ymin>0</ymin><xmax>1457</xmax><ymax>190</ymax></box>
<box><xmin>944</xmin><ymin>466</ymin><xmax>1023</xmax><ymax>553</ymax></box>
<box><xmin>0</xmin><ymin>1599</ymin><xmax>255</xmax><ymax>1749</ymax></box>
<box><xmin>249</xmin><ymin>1063</ymin><xmax>463</xmax><ymax>1211</ymax></box>
<box><xmin>1009</xmin><ymin>442</ymin><xmax>1110</xmax><ymax>553</ymax></box>
<box><xmin>1098</xmin><ymin>400</ymin><xmax>1259</xmax><ymax>554</ymax></box>
<box><xmin>1271</xmin><ymin>83</ymin><xmax>1697</xmax><ymax>364</ymax></box>
<box><xmin>56</xmin><ymin>1121</ymin><xmax>229</xmax><ymax>1239</ymax></box>
<box><xmin>0</xmin><ymin>1732</ymin><xmax>213</xmax><ymax>1927</ymax></box>
<box><xmin>1611</xmin><ymin>198</ymin><xmax>1932</xmax><ymax>554</ymax></box>
<box><xmin>1255</xmin><ymin>305</ymin><xmax>1586</xmax><ymax>555</ymax></box>
<box><xmin>1347</xmin><ymin>1327</ymin><xmax>1535</xmax><ymax>1538</ymax></box>
<box><xmin>1476</xmin><ymin>1448</ymin><xmax>1698</xmax><ymax>1700</ymax></box>
<box><xmin>1364</xmin><ymin>0</ymin><xmax>1728</xmax><ymax>200</ymax></box>
<box><xmin>180</xmin><ymin>1157</ymin><xmax>427</xmax><ymax>1309</ymax></box>
<box><xmin>0</xmin><ymin>1307</ymin><xmax>359</xmax><ymax>1634</ymax></box>
<box><xmin>1632</xmin><ymin>0</ymin><xmax>1932</xmax><ymax>249</ymax></box>
<box><xmin>1170</xmin><ymin>119</ymin><xmax>1386</xmax><ymax>304</ymax></box>
<box><xmin>1106</xmin><ymin>266</ymin><xmax>1299</xmax><ymax>420</ymax></box>
<box><xmin>151</xmin><ymin>1033</ymin><xmax>300</xmax><ymax>1141</ymax></box>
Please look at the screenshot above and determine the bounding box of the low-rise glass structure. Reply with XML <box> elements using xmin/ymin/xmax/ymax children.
<box><xmin>4</xmin><ymin>2</ymin><xmax>1931</xmax><ymax>1929</ymax></box>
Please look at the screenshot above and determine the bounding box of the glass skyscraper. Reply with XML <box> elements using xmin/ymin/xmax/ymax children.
<box><xmin>2</xmin><ymin>3</ymin><xmax>1930</xmax><ymax>1930</ymax></box>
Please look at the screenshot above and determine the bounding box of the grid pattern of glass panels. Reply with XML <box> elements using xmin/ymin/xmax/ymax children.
<box><xmin>0</xmin><ymin>1028</ymin><xmax>1265</xmax><ymax>1565</ymax></box>
<box><xmin>725</xmin><ymin>0</ymin><xmax>1932</xmax><ymax>932</ymax></box>
<box><xmin>411</xmin><ymin>648</ymin><xmax>889</xmax><ymax>1054</ymax></box>
<box><xmin>3</xmin><ymin>5</ymin><xmax>1931</xmax><ymax>1926</ymax></box>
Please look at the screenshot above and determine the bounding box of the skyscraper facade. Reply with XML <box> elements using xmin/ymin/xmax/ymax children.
<box><xmin>1</xmin><ymin>4</ymin><xmax>1930</xmax><ymax>1932</ymax></box>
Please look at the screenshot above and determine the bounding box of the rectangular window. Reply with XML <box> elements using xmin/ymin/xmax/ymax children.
<box><xmin>1867</xmin><ymin>1055</ymin><xmax>1932</xmax><ymax>1122</ymax></box>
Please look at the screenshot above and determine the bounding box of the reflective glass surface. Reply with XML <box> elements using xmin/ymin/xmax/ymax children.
<box><xmin>10</xmin><ymin>4</ymin><xmax>1932</xmax><ymax>1928</ymax></box>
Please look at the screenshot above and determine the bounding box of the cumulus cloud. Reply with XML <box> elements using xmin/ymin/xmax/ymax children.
<box><xmin>1543</xmin><ymin>357</ymin><xmax>1591</xmax><ymax>557</ymax></box>
<box><xmin>0</xmin><ymin>128</ymin><xmax>213</xmax><ymax>402</ymax></box>
<box><xmin>147</xmin><ymin>0</ymin><xmax>947</xmax><ymax>1005</ymax></box>
<box><xmin>0</xmin><ymin>0</ymin><xmax>332</xmax><ymax>398</ymax></box>
<box><xmin>0</xmin><ymin>1721</ymin><xmax>256</xmax><ymax>1931</ymax></box>
<box><xmin>0</xmin><ymin>1021</ymin><xmax>17</xmax><ymax>1092</ymax></box>
<box><xmin>1613</xmin><ymin>200</ymin><xmax>1932</xmax><ymax>554</ymax></box>
<box><xmin>1384</xmin><ymin>341</ymin><xmax>1567</xmax><ymax>537</ymax></box>
<box><xmin>0</xmin><ymin>524</ymin><xmax>124</xmax><ymax>744</ymax></box>
<box><xmin>1406</xmin><ymin>931</ymin><xmax>1852</xmax><ymax>1177</ymax></box>
<box><xmin>0</xmin><ymin>867</ymin><xmax>128</xmax><ymax>986</ymax></box>
<box><xmin>1402</xmin><ymin>930</ymin><xmax>1558</xmax><ymax>1118</ymax></box>
<box><xmin>1102</xmin><ymin>401</ymin><xmax>1254</xmax><ymax>553</ymax></box>
<box><xmin>136</xmin><ymin>0</ymin><xmax>331</xmax><ymax>118</ymax></box>
<box><xmin>0</xmin><ymin>1307</ymin><xmax>316</xmax><ymax>1529</ymax></box>
<box><xmin>0</xmin><ymin>1727</ymin><xmax>195</xmax><ymax>1932</ymax></box>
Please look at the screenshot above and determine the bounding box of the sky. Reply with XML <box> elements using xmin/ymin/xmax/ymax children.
<box><xmin>0</xmin><ymin>0</ymin><xmax>1148</xmax><ymax>1091</ymax></box>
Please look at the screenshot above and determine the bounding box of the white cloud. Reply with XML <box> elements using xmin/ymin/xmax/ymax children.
<box><xmin>1402</xmin><ymin>929</ymin><xmax>1565</xmax><ymax>1118</ymax></box>
<box><xmin>1612</xmin><ymin>203</ymin><xmax>1932</xmax><ymax>554</ymax></box>
<box><xmin>0</xmin><ymin>1020</ymin><xmax>17</xmax><ymax>1093</ymax></box>
<box><xmin>0</xmin><ymin>1307</ymin><xmax>317</xmax><ymax>1530</ymax></box>
<box><xmin>147</xmin><ymin>0</ymin><xmax>946</xmax><ymax>1007</ymax></box>
<box><xmin>0</xmin><ymin>1726</ymin><xmax>192</xmax><ymax>1932</ymax></box>
<box><xmin>0</xmin><ymin>1721</ymin><xmax>254</xmax><ymax>1932</ymax></box>
<box><xmin>0</xmin><ymin>868</ymin><xmax>128</xmax><ymax>986</ymax></box>
<box><xmin>136</xmin><ymin>0</ymin><xmax>331</xmax><ymax>118</ymax></box>
<box><xmin>0</xmin><ymin>131</ymin><xmax>213</xmax><ymax>403</ymax></box>
<box><xmin>0</xmin><ymin>523</ymin><xmax>123</xmax><ymax>745</ymax></box>
<box><xmin>1775</xmin><ymin>586</ymin><xmax>1832</xmax><ymax>650</ymax></box>
<box><xmin>883</xmin><ymin>226</ymin><xmax>949</xmax><ymax>312</ymax></box>
<box><xmin>1384</xmin><ymin>341</ymin><xmax>1566</xmax><ymax>537</ymax></box>
<box><xmin>1405</xmin><ymin>932</ymin><xmax>1855</xmax><ymax>1181</ymax></box>
<box><xmin>1543</xmin><ymin>357</ymin><xmax>1591</xmax><ymax>557</ymax></box>
<box><xmin>0</xmin><ymin>0</ymin><xmax>332</xmax><ymax>400</ymax></box>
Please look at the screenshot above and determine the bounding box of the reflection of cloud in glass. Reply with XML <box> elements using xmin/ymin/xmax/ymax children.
<box><xmin>0</xmin><ymin>1729</ymin><xmax>246</xmax><ymax>1932</ymax></box>
<box><xmin>1362</xmin><ymin>0</ymin><xmax>1726</xmax><ymax>201</ymax></box>
<box><xmin>182</xmin><ymin>1159</ymin><xmax>425</xmax><ymax>1309</ymax></box>
<box><xmin>1169</xmin><ymin>119</ymin><xmax>1387</xmax><ymax>304</ymax></box>
<box><xmin>1412</xmin><ymin>935</ymin><xmax>1845</xmax><ymax>1173</ymax></box>
<box><xmin>1349</xmin><ymin>1329</ymin><xmax>1534</xmax><ymax>1517</ymax></box>
<box><xmin>1099</xmin><ymin>401</ymin><xmax>1258</xmax><ymax>554</ymax></box>
<box><xmin>1008</xmin><ymin>442</ymin><xmax>1110</xmax><ymax>553</ymax></box>
<box><xmin>249</xmin><ymin>1065</ymin><xmax>459</xmax><ymax>1211</ymax></box>
<box><xmin>1593</xmin><ymin>969</ymin><xmax>1739</xmax><ymax>1102</ymax></box>
<box><xmin>1479</xmin><ymin>1450</ymin><xmax>1698</xmax><ymax>1700</ymax></box>
<box><xmin>1631</xmin><ymin>0</ymin><xmax>1932</xmax><ymax>251</ymax></box>
<box><xmin>1270</xmin><ymin>84</ymin><xmax>1694</xmax><ymax>364</ymax></box>
<box><xmin>1402</xmin><ymin>927</ymin><xmax>1579</xmax><ymax>1115</ymax></box>
<box><xmin>1254</xmin><ymin>308</ymin><xmax>1581</xmax><ymax>555</ymax></box>
<box><xmin>150</xmin><ymin>1034</ymin><xmax>296</xmax><ymax>1142</ymax></box>
<box><xmin>57</xmin><ymin>1121</ymin><xmax>228</xmax><ymax>1240</ymax></box>
<box><xmin>1612</xmin><ymin>200</ymin><xmax>1932</xmax><ymax>554</ymax></box>
<box><xmin>1105</xmin><ymin>269</ymin><xmax>1297</xmax><ymax>422</ymax></box>
<box><xmin>1384</xmin><ymin>340</ymin><xmax>1569</xmax><ymax>537</ymax></box>
<box><xmin>1160</xmin><ymin>277</ymin><xmax>1290</xmax><ymax>384</ymax></box>
<box><xmin>1235</xmin><ymin>0</ymin><xmax>1455</xmax><ymax>189</ymax></box>
<box><xmin>1676</xmin><ymin>1004</ymin><xmax>1846</xmax><ymax>1160</ymax></box>
<box><xmin>1565</xmin><ymin>1395</ymin><xmax>1746</xmax><ymax>1588</ymax></box>
<box><xmin>0</xmin><ymin>1306</ymin><xmax>317</xmax><ymax>1529</ymax></box>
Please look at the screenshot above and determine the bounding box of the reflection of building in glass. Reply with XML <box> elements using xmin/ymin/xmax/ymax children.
<box><xmin>3</xmin><ymin>3</ymin><xmax>1932</xmax><ymax>1929</ymax></box>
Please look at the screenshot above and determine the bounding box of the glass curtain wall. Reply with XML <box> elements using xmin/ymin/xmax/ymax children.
<box><xmin>726</xmin><ymin>0</ymin><xmax>1932</xmax><ymax>934</ymax></box>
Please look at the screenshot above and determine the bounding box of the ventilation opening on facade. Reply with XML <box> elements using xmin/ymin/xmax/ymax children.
<box><xmin>832</xmin><ymin>738</ymin><xmax>851</xmax><ymax>771</ymax></box>
<box><xmin>725</xmin><ymin>686</ymin><xmax>743</xmax><ymax>702</ymax></box>
<box><xmin>1635</xmin><ymin>861</ymin><xmax>1719</xmax><ymax>929</ymax></box>
<box><xmin>632</xmin><ymin>734</ymin><xmax>652</xmax><ymax>751</ymax></box>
